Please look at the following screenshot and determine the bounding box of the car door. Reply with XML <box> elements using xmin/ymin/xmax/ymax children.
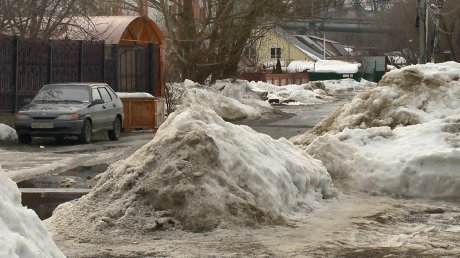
<box><xmin>98</xmin><ymin>87</ymin><xmax>115</xmax><ymax>128</ymax></box>
<box><xmin>91</xmin><ymin>88</ymin><xmax>105</xmax><ymax>130</ymax></box>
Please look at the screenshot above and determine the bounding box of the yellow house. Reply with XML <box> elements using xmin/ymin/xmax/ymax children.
<box><xmin>253</xmin><ymin>27</ymin><xmax>322</xmax><ymax>70</ymax></box>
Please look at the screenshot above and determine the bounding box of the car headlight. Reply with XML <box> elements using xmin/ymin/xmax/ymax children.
<box><xmin>56</xmin><ymin>113</ymin><xmax>79</xmax><ymax>120</ymax></box>
<box><xmin>15</xmin><ymin>114</ymin><xmax>31</xmax><ymax>120</ymax></box>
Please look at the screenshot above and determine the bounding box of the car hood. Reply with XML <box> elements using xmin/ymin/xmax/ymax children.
<box><xmin>20</xmin><ymin>102</ymin><xmax>89</xmax><ymax>114</ymax></box>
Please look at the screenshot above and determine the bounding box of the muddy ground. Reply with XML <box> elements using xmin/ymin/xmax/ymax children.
<box><xmin>3</xmin><ymin>96</ymin><xmax>460</xmax><ymax>257</ymax></box>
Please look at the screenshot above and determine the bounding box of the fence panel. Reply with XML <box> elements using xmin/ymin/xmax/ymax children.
<box><xmin>0</xmin><ymin>35</ymin><xmax>14</xmax><ymax>112</ymax></box>
<box><xmin>51</xmin><ymin>40</ymin><xmax>80</xmax><ymax>83</ymax></box>
<box><xmin>82</xmin><ymin>41</ymin><xmax>104</xmax><ymax>82</ymax></box>
<box><xmin>0</xmin><ymin>33</ymin><xmax>161</xmax><ymax>113</ymax></box>
<box><xmin>17</xmin><ymin>38</ymin><xmax>49</xmax><ymax>108</ymax></box>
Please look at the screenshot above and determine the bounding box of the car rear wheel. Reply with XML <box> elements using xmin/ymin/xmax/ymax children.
<box><xmin>108</xmin><ymin>117</ymin><xmax>121</xmax><ymax>141</ymax></box>
<box><xmin>79</xmin><ymin>120</ymin><xmax>92</xmax><ymax>144</ymax></box>
<box><xmin>18</xmin><ymin>134</ymin><xmax>32</xmax><ymax>144</ymax></box>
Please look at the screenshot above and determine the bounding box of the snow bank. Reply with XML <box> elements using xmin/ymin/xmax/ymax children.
<box><xmin>176</xmin><ymin>80</ymin><xmax>273</xmax><ymax>120</ymax></box>
<box><xmin>295</xmin><ymin>62</ymin><xmax>460</xmax><ymax>200</ymax></box>
<box><xmin>48</xmin><ymin>105</ymin><xmax>336</xmax><ymax>236</ymax></box>
<box><xmin>0</xmin><ymin>165</ymin><xmax>64</xmax><ymax>258</ymax></box>
<box><xmin>319</xmin><ymin>78</ymin><xmax>376</xmax><ymax>94</ymax></box>
<box><xmin>116</xmin><ymin>92</ymin><xmax>154</xmax><ymax>98</ymax></box>
<box><xmin>307</xmin><ymin>117</ymin><xmax>460</xmax><ymax>200</ymax></box>
<box><xmin>0</xmin><ymin>123</ymin><xmax>17</xmax><ymax>141</ymax></box>
<box><xmin>292</xmin><ymin>62</ymin><xmax>460</xmax><ymax>145</ymax></box>
<box><xmin>248</xmin><ymin>81</ymin><xmax>336</xmax><ymax>105</ymax></box>
<box><xmin>287</xmin><ymin>60</ymin><xmax>360</xmax><ymax>74</ymax></box>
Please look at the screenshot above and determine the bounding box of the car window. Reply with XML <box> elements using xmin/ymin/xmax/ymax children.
<box><xmin>106</xmin><ymin>86</ymin><xmax>118</xmax><ymax>100</ymax></box>
<box><xmin>98</xmin><ymin>87</ymin><xmax>112</xmax><ymax>103</ymax></box>
<box><xmin>92</xmin><ymin>88</ymin><xmax>102</xmax><ymax>101</ymax></box>
<box><xmin>33</xmin><ymin>85</ymin><xmax>90</xmax><ymax>103</ymax></box>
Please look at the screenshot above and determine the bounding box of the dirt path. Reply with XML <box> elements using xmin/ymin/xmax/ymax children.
<box><xmin>50</xmin><ymin>190</ymin><xmax>460</xmax><ymax>257</ymax></box>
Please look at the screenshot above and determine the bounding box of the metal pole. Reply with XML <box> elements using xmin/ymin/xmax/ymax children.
<box><xmin>431</xmin><ymin>0</ymin><xmax>444</xmax><ymax>63</ymax></box>
<box><xmin>323</xmin><ymin>33</ymin><xmax>326</xmax><ymax>60</ymax></box>
<box><xmin>418</xmin><ymin>0</ymin><xmax>427</xmax><ymax>64</ymax></box>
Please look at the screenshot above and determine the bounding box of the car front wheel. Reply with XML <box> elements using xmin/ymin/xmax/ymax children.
<box><xmin>79</xmin><ymin>120</ymin><xmax>92</xmax><ymax>144</ymax></box>
<box><xmin>108</xmin><ymin>117</ymin><xmax>121</xmax><ymax>141</ymax></box>
<box><xmin>18</xmin><ymin>134</ymin><xmax>32</xmax><ymax>144</ymax></box>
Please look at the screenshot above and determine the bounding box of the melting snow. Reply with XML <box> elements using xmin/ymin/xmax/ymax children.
<box><xmin>0</xmin><ymin>165</ymin><xmax>64</xmax><ymax>257</ymax></box>
<box><xmin>0</xmin><ymin>124</ymin><xmax>17</xmax><ymax>141</ymax></box>
<box><xmin>48</xmin><ymin>105</ymin><xmax>336</xmax><ymax>236</ymax></box>
<box><xmin>295</xmin><ymin>62</ymin><xmax>460</xmax><ymax>201</ymax></box>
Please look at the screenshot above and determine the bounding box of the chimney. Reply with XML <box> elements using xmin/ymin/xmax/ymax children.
<box><xmin>140</xmin><ymin>0</ymin><xmax>148</xmax><ymax>17</ymax></box>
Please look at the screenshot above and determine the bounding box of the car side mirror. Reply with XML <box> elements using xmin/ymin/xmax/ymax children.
<box><xmin>92</xmin><ymin>99</ymin><xmax>104</xmax><ymax>105</ymax></box>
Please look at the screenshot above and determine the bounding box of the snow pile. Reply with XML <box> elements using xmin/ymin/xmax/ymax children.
<box><xmin>116</xmin><ymin>92</ymin><xmax>154</xmax><ymax>98</ymax></box>
<box><xmin>319</xmin><ymin>78</ymin><xmax>377</xmax><ymax>94</ymax></box>
<box><xmin>176</xmin><ymin>80</ymin><xmax>273</xmax><ymax>120</ymax></box>
<box><xmin>287</xmin><ymin>60</ymin><xmax>360</xmax><ymax>74</ymax></box>
<box><xmin>48</xmin><ymin>105</ymin><xmax>336</xmax><ymax>236</ymax></box>
<box><xmin>248</xmin><ymin>81</ymin><xmax>336</xmax><ymax>105</ymax></box>
<box><xmin>307</xmin><ymin>117</ymin><xmax>460</xmax><ymax>200</ymax></box>
<box><xmin>292</xmin><ymin>62</ymin><xmax>460</xmax><ymax>145</ymax></box>
<box><xmin>0</xmin><ymin>165</ymin><xmax>64</xmax><ymax>258</ymax></box>
<box><xmin>294</xmin><ymin>62</ymin><xmax>460</xmax><ymax>200</ymax></box>
<box><xmin>0</xmin><ymin>123</ymin><xmax>17</xmax><ymax>141</ymax></box>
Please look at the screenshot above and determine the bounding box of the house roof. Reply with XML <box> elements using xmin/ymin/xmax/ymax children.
<box><xmin>295</xmin><ymin>35</ymin><xmax>335</xmax><ymax>57</ymax></box>
<box><xmin>273</xmin><ymin>27</ymin><xmax>322</xmax><ymax>60</ymax></box>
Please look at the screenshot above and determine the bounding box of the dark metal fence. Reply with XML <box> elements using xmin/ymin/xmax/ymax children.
<box><xmin>0</xmin><ymin>34</ymin><xmax>161</xmax><ymax>113</ymax></box>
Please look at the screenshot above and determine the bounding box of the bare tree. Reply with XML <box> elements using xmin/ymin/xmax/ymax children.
<box><xmin>0</xmin><ymin>0</ymin><xmax>99</xmax><ymax>39</ymax></box>
<box><xmin>145</xmin><ymin>0</ymin><xmax>293</xmax><ymax>84</ymax></box>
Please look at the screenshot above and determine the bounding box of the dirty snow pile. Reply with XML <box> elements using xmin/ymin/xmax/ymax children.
<box><xmin>287</xmin><ymin>60</ymin><xmax>360</xmax><ymax>74</ymax></box>
<box><xmin>297</xmin><ymin>62</ymin><xmax>460</xmax><ymax>200</ymax></box>
<box><xmin>247</xmin><ymin>80</ymin><xmax>336</xmax><ymax>105</ymax></box>
<box><xmin>0</xmin><ymin>165</ymin><xmax>64</xmax><ymax>258</ymax></box>
<box><xmin>0</xmin><ymin>123</ymin><xmax>17</xmax><ymax>141</ymax></box>
<box><xmin>48</xmin><ymin>105</ymin><xmax>336</xmax><ymax>237</ymax></box>
<box><xmin>318</xmin><ymin>78</ymin><xmax>377</xmax><ymax>94</ymax></box>
<box><xmin>176</xmin><ymin>79</ymin><xmax>273</xmax><ymax>120</ymax></box>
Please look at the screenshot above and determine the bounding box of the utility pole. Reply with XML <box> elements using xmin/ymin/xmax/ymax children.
<box><xmin>323</xmin><ymin>33</ymin><xmax>326</xmax><ymax>60</ymax></box>
<box><xmin>418</xmin><ymin>0</ymin><xmax>427</xmax><ymax>64</ymax></box>
<box><xmin>431</xmin><ymin>0</ymin><xmax>445</xmax><ymax>63</ymax></box>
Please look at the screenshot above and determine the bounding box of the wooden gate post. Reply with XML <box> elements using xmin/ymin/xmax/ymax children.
<box><xmin>148</xmin><ymin>43</ymin><xmax>155</xmax><ymax>95</ymax></box>
<box><xmin>112</xmin><ymin>45</ymin><xmax>120</xmax><ymax>92</ymax></box>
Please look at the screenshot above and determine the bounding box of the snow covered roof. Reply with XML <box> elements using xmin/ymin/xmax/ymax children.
<box><xmin>273</xmin><ymin>27</ymin><xmax>322</xmax><ymax>60</ymax></box>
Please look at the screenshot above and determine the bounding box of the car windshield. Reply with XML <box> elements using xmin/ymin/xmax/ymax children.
<box><xmin>33</xmin><ymin>85</ymin><xmax>90</xmax><ymax>103</ymax></box>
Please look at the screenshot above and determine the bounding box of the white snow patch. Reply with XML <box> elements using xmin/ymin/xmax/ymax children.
<box><xmin>48</xmin><ymin>105</ymin><xmax>337</xmax><ymax>236</ymax></box>
<box><xmin>175</xmin><ymin>80</ymin><xmax>274</xmax><ymax>120</ymax></box>
<box><xmin>319</xmin><ymin>79</ymin><xmax>376</xmax><ymax>94</ymax></box>
<box><xmin>295</xmin><ymin>62</ymin><xmax>460</xmax><ymax>201</ymax></box>
<box><xmin>0</xmin><ymin>165</ymin><xmax>64</xmax><ymax>258</ymax></box>
<box><xmin>287</xmin><ymin>60</ymin><xmax>360</xmax><ymax>74</ymax></box>
<box><xmin>116</xmin><ymin>92</ymin><xmax>154</xmax><ymax>98</ymax></box>
<box><xmin>292</xmin><ymin>62</ymin><xmax>460</xmax><ymax>145</ymax></box>
<box><xmin>248</xmin><ymin>81</ymin><xmax>336</xmax><ymax>105</ymax></box>
<box><xmin>307</xmin><ymin>118</ymin><xmax>460</xmax><ymax>200</ymax></box>
<box><xmin>0</xmin><ymin>124</ymin><xmax>17</xmax><ymax>141</ymax></box>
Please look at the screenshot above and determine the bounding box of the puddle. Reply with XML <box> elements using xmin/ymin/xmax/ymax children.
<box><xmin>17</xmin><ymin>164</ymin><xmax>109</xmax><ymax>189</ymax></box>
<box><xmin>18</xmin><ymin>164</ymin><xmax>109</xmax><ymax>220</ymax></box>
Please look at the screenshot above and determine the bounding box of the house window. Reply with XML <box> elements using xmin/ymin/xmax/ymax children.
<box><xmin>271</xmin><ymin>47</ymin><xmax>281</xmax><ymax>59</ymax></box>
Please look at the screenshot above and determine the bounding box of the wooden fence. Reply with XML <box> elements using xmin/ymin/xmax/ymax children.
<box><xmin>0</xmin><ymin>34</ymin><xmax>161</xmax><ymax>113</ymax></box>
<box><xmin>242</xmin><ymin>71</ymin><xmax>309</xmax><ymax>86</ymax></box>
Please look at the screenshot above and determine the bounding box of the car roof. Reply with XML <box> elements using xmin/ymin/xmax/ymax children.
<box><xmin>43</xmin><ymin>83</ymin><xmax>109</xmax><ymax>88</ymax></box>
